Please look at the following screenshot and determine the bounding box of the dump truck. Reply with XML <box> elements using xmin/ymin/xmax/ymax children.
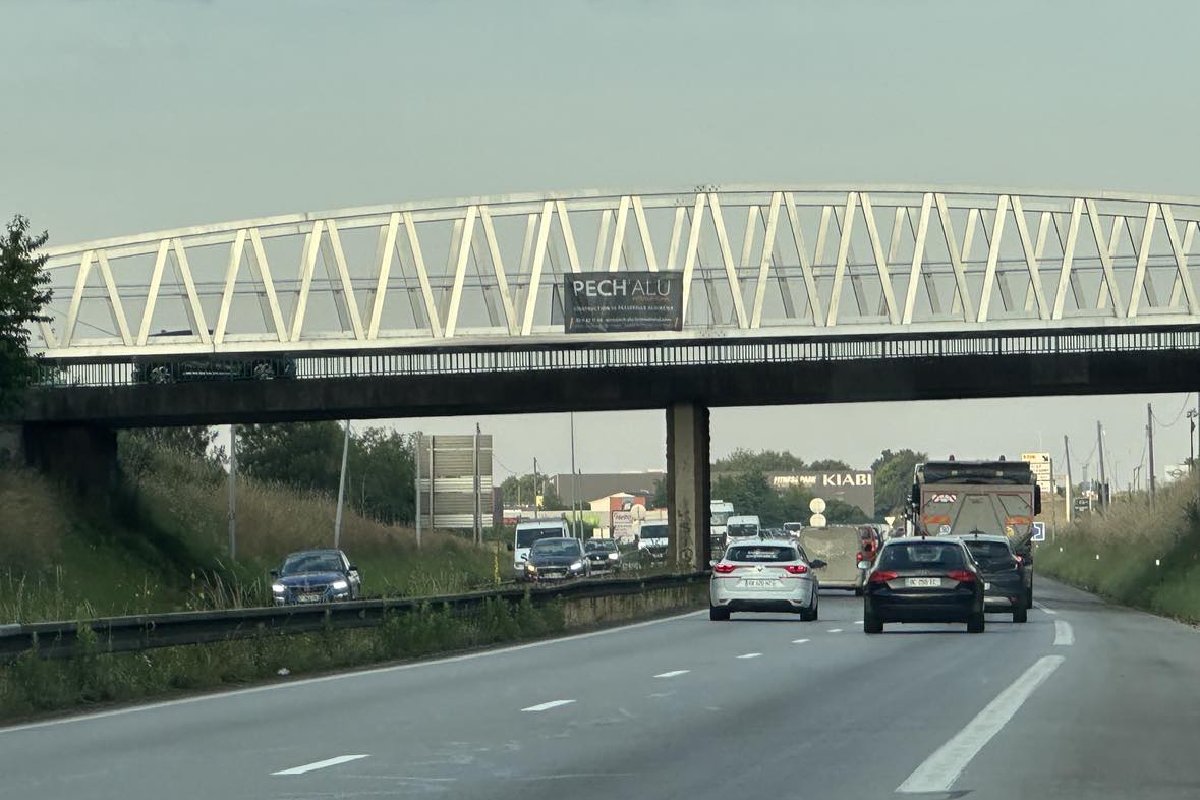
<box><xmin>910</xmin><ymin>458</ymin><xmax>1041</xmax><ymax>609</ymax></box>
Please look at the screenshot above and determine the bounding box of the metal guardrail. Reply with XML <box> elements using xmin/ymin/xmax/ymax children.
<box><xmin>0</xmin><ymin>572</ymin><xmax>708</xmax><ymax>662</ymax></box>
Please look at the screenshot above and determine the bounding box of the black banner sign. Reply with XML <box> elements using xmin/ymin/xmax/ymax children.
<box><xmin>563</xmin><ymin>272</ymin><xmax>683</xmax><ymax>333</ymax></box>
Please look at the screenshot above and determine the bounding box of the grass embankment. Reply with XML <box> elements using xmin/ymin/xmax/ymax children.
<box><xmin>1035</xmin><ymin>475</ymin><xmax>1200</xmax><ymax>624</ymax></box>
<box><xmin>0</xmin><ymin>440</ymin><xmax>497</xmax><ymax>625</ymax></box>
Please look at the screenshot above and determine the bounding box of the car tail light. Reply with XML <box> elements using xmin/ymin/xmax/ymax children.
<box><xmin>856</xmin><ymin>551</ymin><xmax>864</xmax><ymax>563</ymax></box>
<box><xmin>713</xmin><ymin>563</ymin><xmax>738</xmax><ymax>574</ymax></box>
<box><xmin>869</xmin><ymin>570</ymin><xmax>898</xmax><ymax>584</ymax></box>
<box><xmin>947</xmin><ymin>569</ymin><xmax>976</xmax><ymax>583</ymax></box>
<box><xmin>783</xmin><ymin>564</ymin><xmax>809</xmax><ymax>575</ymax></box>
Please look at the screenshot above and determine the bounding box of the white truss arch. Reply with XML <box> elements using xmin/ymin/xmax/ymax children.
<box><xmin>35</xmin><ymin>185</ymin><xmax>1200</xmax><ymax>360</ymax></box>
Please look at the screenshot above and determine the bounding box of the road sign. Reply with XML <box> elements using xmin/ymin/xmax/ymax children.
<box><xmin>884</xmin><ymin>515</ymin><xmax>896</xmax><ymax>526</ymax></box>
<box><xmin>809</xmin><ymin>497</ymin><xmax>826</xmax><ymax>514</ymax></box>
<box><xmin>1031</xmin><ymin>521</ymin><xmax>1046</xmax><ymax>542</ymax></box>
<box><xmin>1021</xmin><ymin>452</ymin><xmax>1053</xmax><ymax>494</ymax></box>
<box><xmin>809</xmin><ymin>513</ymin><xmax>826</xmax><ymax>527</ymax></box>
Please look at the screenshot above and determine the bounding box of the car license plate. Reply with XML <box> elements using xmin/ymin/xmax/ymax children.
<box><xmin>743</xmin><ymin>578</ymin><xmax>779</xmax><ymax>588</ymax></box>
<box><xmin>298</xmin><ymin>593</ymin><xmax>322</xmax><ymax>603</ymax></box>
<box><xmin>905</xmin><ymin>577</ymin><xmax>940</xmax><ymax>588</ymax></box>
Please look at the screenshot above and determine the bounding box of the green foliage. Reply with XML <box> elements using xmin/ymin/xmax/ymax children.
<box><xmin>236</xmin><ymin>422</ymin><xmax>417</xmax><ymax>523</ymax></box>
<box><xmin>1037</xmin><ymin>476</ymin><xmax>1200</xmax><ymax>623</ymax></box>
<box><xmin>824</xmin><ymin>498</ymin><xmax>870</xmax><ymax>524</ymax></box>
<box><xmin>500</xmin><ymin>472</ymin><xmax>563</xmax><ymax>509</ymax></box>
<box><xmin>713</xmin><ymin>448</ymin><xmax>807</xmax><ymax>473</ymax></box>
<box><xmin>0</xmin><ymin>215</ymin><xmax>53</xmax><ymax>410</ymax></box>
<box><xmin>651</xmin><ymin>477</ymin><xmax>668</xmax><ymax>509</ymax></box>
<box><xmin>871</xmin><ymin>448</ymin><xmax>927</xmax><ymax>518</ymax></box>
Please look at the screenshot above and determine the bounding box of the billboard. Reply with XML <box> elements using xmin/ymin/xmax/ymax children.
<box><xmin>764</xmin><ymin>470</ymin><xmax>875</xmax><ymax>518</ymax></box>
<box><xmin>563</xmin><ymin>272</ymin><xmax>683</xmax><ymax>333</ymax></box>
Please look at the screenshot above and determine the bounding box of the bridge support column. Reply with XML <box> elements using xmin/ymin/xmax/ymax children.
<box><xmin>666</xmin><ymin>402</ymin><xmax>710</xmax><ymax>572</ymax></box>
<box><xmin>21</xmin><ymin>423</ymin><xmax>119</xmax><ymax>503</ymax></box>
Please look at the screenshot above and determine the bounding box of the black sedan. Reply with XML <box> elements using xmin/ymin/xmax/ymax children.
<box><xmin>270</xmin><ymin>549</ymin><xmax>361</xmax><ymax>605</ymax></box>
<box><xmin>960</xmin><ymin>533</ymin><xmax>1028</xmax><ymax>623</ymax></box>
<box><xmin>521</xmin><ymin>537</ymin><xmax>590</xmax><ymax>582</ymax></box>
<box><xmin>862</xmin><ymin>537</ymin><xmax>985</xmax><ymax>634</ymax></box>
<box><xmin>584</xmin><ymin>538</ymin><xmax>623</xmax><ymax>574</ymax></box>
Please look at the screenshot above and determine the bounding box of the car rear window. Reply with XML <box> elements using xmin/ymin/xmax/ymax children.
<box><xmin>877</xmin><ymin>542</ymin><xmax>966</xmax><ymax>570</ymax></box>
<box><xmin>964</xmin><ymin>540</ymin><xmax>1017</xmax><ymax>568</ymax></box>
<box><xmin>726</xmin><ymin>545</ymin><xmax>798</xmax><ymax>563</ymax></box>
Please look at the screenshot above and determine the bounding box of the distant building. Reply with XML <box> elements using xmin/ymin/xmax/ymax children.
<box><xmin>550</xmin><ymin>471</ymin><xmax>665</xmax><ymax>508</ymax></box>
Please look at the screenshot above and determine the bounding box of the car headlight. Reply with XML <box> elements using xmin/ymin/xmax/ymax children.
<box><xmin>331</xmin><ymin>579</ymin><xmax>349</xmax><ymax>591</ymax></box>
<box><xmin>570</xmin><ymin>560</ymin><xmax>584</xmax><ymax>571</ymax></box>
<box><xmin>271</xmin><ymin>583</ymin><xmax>286</xmax><ymax>594</ymax></box>
<box><xmin>525</xmin><ymin>563</ymin><xmax>537</xmax><ymax>573</ymax></box>
<box><xmin>608</xmin><ymin>552</ymin><xmax>619</xmax><ymax>560</ymax></box>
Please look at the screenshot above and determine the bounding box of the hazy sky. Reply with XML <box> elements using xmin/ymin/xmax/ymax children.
<box><xmin>4</xmin><ymin>0</ymin><xmax>1199</xmax><ymax>487</ymax></box>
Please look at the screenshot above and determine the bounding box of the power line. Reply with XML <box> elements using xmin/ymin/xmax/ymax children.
<box><xmin>1152</xmin><ymin>393</ymin><xmax>1194</xmax><ymax>429</ymax></box>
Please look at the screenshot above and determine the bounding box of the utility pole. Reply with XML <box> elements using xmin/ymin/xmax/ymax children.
<box><xmin>1188</xmin><ymin>408</ymin><xmax>1197</xmax><ymax>474</ymax></box>
<box><xmin>1064</xmin><ymin>435</ymin><xmax>1073</xmax><ymax>525</ymax></box>
<box><xmin>414</xmin><ymin>432</ymin><xmax>422</xmax><ymax>549</ymax></box>
<box><xmin>570</xmin><ymin>413</ymin><xmax>579</xmax><ymax>535</ymax></box>
<box><xmin>533</xmin><ymin>457</ymin><xmax>539</xmax><ymax>519</ymax></box>
<box><xmin>1147</xmin><ymin>403</ymin><xmax>1156</xmax><ymax>504</ymax></box>
<box><xmin>334</xmin><ymin>420</ymin><xmax>351</xmax><ymax>549</ymax></box>
<box><xmin>228</xmin><ymin>424</ymin><xmax>237</xmax><ymax>559</ymax></box>
<box><xmin>1097</xmin><ymin>421</ymin><xmax>1107</xmax><ymax>509</ymax></box>
<box><xmin>473</xmin><ymin>422</ymin><xmax>482</xmax><ymax>546</ymax></box>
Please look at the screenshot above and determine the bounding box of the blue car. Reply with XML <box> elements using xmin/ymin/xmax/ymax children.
<box><xmin>270</xmin><ymin>549</ymin><xmax>361</xmax><ymax>605</ymax></box>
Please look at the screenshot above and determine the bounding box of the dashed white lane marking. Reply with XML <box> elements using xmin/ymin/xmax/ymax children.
<box><xmin>654</xmin><ymin>670</ymin><xmax>690</xmax><ymax>678</ymax></box>
<box><xmin>827</xmin><ymin>628</ymin><xmax>844</xmax><ymax>633</ymax></box>
<box><xmin>273</xmin><ymin>754</ymin><xmax>369</xmax><ymax>776</ymax></box>
<box><xmin>1053</xmin><ymin>620</ymin><xmax>1075</xmax><ymax>646</ymax></box>
<box><xmin>792</xmin><ymin>638</ymin><xmax>810</xmax><ymax>644</ymax></box>
<box><xmin>896</xmin><ymin>655</ymin><xmax>1066</xmax><ymax>794</ymax></box>
<box><xmin>736</xmin><ymin>652</ymin><xmax>762</xmax><ymax>659</ymax></box>
<box><xmin>522</xmin><ymin>699</ymin><xmax>576</xmax><ymax>712</ymax></box>
<box><xmin>1034</xmin><ymin>602</ymin><xmax>1057</xmax><ymax>615</ymax></box>
<box><xmin>854</xmin><ymin>620</ymin><xmax>864</xmax><ymax>625</ymax></box>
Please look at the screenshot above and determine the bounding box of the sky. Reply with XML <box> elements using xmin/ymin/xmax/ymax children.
<box><xmin>4</xmin><ymin>0</ymin><xmax>1199</xmax><ymax>489</ymax></box>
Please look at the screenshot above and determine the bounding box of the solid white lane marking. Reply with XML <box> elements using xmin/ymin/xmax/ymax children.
<box><xmin>1053</xmin><ymin>620</ymin><xmax>1074</xmax><ymax>646</ymax></box>
<box><xmin>896</xmin><ymin>655</ymin><xmax>1066</xmax><ymax>794</ymax></box>
<box><xmin>792</xmin><ymin>638</ymin><xmax>810</xmax><ymax>644</ymax></box>
<box><xmin>1034</xmin><ymin>602</ymin><xmax>1057</xmax><ymax>615</ymax></box>
<box><xmin>522</xmin><ymin>699</ymin><xmax>576</xmax><ymax>712</ymax></box>
<box><xmin>653</xmin><ymin>670</ymin><xmax>690</xmax><ymax>679</ymax></box>
<box><xmin>1</xmin><ymin>609</ymin><xmax>705</xmax><ymax>736</ymax></box>
<box><xmin>273</xmin><ymin>754</ymin><xmax>369</xmax><ymax>776</ymax></box>
<box><xmin>736</xmin><ymin>652</ymin><xmax>762</xmax><ymax>659</ymax></box>
<box><xmin>827</xmin><ymin>628</ymin><xmax>844</xmax><ymax>633</ymax></box>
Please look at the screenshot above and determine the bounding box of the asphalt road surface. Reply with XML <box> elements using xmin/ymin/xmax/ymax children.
<box><xmin>2</xmin><ymin>578</ymin><xmax>1198</xmax><ymax>799</ymax></box>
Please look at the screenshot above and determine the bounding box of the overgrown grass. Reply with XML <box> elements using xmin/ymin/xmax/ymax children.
<box><xmin>1036</xmin><ymin>476</ymin><xmax>1200</xmax><ymax>623</ymax></box>
<box><xmin>1</xmin><ymin>440</ymin><xmax>497</xmax><ymax>624</ymax></box>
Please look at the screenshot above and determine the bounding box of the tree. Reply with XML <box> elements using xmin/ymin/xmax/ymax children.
<box><xmin>651</xmin><ymin>477</ymin><xmax>669</xmax><ymax>509</ymax></box>
<box><xmin>808</xmin><ymin>458</ymin><xmax>852</xmax><ymax>471</ymax></box>
<box><xmin>713</xmin><ymin>448</ymin><xmax>807</xmax><ymax>474</ymax></box>
<box><xmin>824</xmin><ymin>498</ymin><xmax>870</xmax><ymax>525</ymax></box>
<box><xmin>0</xmin><ymin>216</ymin><xmax>53</xmax><ymax>410</ymax></box>
<box><xmin>348</xmin><ymin>427</ymin><xmax>415</xmax><ymax>524</ymax></box>
<box><xmin>237</xmin><ymin>421</ymin><xmax>345</xmax><ymax>492</ymax></box>
<box><xmin>871</xmin><ymin>448</ymin><xmax>927</xmax><ymax>519</ymax></box>
<box><xmin>129</xmin><ymin>426</ymin><xmax>218</xmax><ymax>460</ymax></box>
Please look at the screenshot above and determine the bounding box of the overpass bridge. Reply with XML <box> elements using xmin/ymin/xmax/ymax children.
<box><xmin>11</xmin><ymin>184</ymin><xmax>1200</xmax><ymax>566</ymax></box>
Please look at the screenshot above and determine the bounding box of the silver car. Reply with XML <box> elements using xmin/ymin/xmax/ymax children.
<box><xmin>709</xmin><ymin>537</ymin><xmax>825</xmax><ymax>621</ymax></box>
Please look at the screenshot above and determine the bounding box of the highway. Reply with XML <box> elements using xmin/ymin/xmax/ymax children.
<box><xmin>1</xmin><ymin>579</ymin><xmax>1197</xmax><ymax>799</ymax></box>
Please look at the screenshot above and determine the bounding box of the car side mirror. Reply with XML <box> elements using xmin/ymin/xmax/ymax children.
<box><xmin>520</xmin><ymin>553</ymin><xmax>528</xmax><ymax>561</ymax></box>
<box><xmin>708</xmin><ymin>559</ymin><xmax>717</xmax><ymax>567</ymax></box>
<box><xmin>811</xmin><ymin>559</ymin><xmax>827</xmax><ymax>569</ymax></box>
<box><xmin>506</xmin><ymin>543</ymin><xmax>514</xmax><ymax>552</ymax></box>
<box><xmin>269</xmin><ymin>569</ymin><xmax>279</xmax><ymax>579</ymax></box>
<box><xmin>348</xmin><ymin>564</ymin><xmax>358</xmax><ymax>573</ymax></box>
<box><xmin>857</xmin><ymin>560</ymin><xmax>872</xmax><ymax>570</ymax></box>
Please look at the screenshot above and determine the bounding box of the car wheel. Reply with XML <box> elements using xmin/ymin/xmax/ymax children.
<box><xmin>863</xmin><ymin>612</ymin><xmax>883</xmax><ymax>634</ymax></box>
<box><xmin>709</xmin><ymin>605</ymin><xmax>730</xmax><ymax>621</ymax></box>
<box><xmin>1025</xmin><ymin>586</ymin><xmax>1034</xmax><ymax>610</ymax></box>
<box><xmin>854</xmin><ymin>586</ymin><xmax>864</xmax><ymax>597</ymax></box>
<box><xmin>1013</xmin><ymin>605</ymin><xmax>1028</xmax><ymax>624</ymax></box>
<box><xmin>800</xmin><ymin>592</ymin><xmax>819</xmax><ymax>621</ymax></box>
<box><xmin>967</xmin><ymin>612</ymin><xmax>986</xmax><ymax>633</ymax></box>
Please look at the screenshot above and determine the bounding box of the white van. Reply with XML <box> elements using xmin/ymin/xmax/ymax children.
<box><xmin>726</xmin><ymin>515</ymin><xmax>761</xmax><ymax>540</ymax></box>
<box><xmin>637</xmin><ymin>519</ymin><xmax>669</xmax><ymax>560</ymax></box>
<box><xmin>510</xmin><ymin>519</ymin><xmax>572</xmax><ymax>579</ymax></box>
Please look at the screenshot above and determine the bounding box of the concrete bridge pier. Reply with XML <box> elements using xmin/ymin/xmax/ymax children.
<box><xmin>666</xmin><ymin>402</ymin><xmax>711</xmax><ymax>573</ymax></box>
<box><xmin>18</xmin><ymin>423</ymin><xmax>120</xmax><ymax>502</ymax></box>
